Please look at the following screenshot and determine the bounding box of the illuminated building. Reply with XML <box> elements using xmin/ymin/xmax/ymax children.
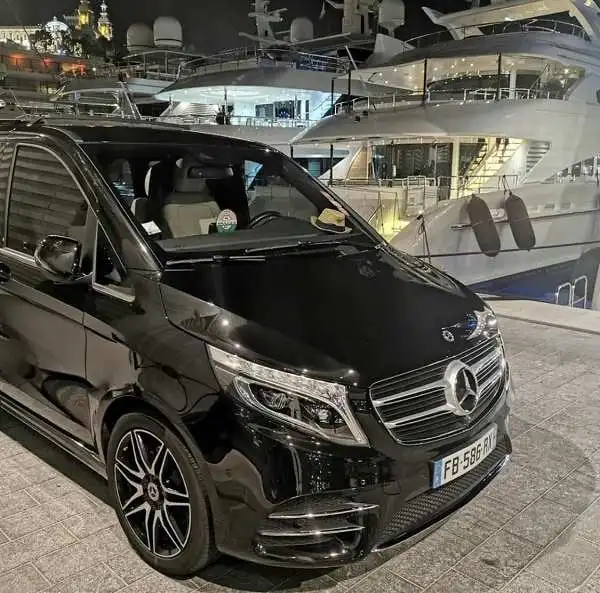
<box><xmin>97</xmin><ymin>2</ymin><xmax>114</xmax><ymax>41</ymax></box>
<box><xmin>0</xmin><ymin>26</ymin><xmax>41</xmax><ymax>50</ymax></box>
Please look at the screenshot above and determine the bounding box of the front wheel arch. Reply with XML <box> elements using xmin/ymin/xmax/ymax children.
<box><xmin>97</xmin><ymin>393</ymin><xmax>225</xmax><ymax>537</ymax></box>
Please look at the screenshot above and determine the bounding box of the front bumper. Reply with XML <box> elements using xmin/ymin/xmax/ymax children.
<box><xmin>252</xmin><ymin>435</ymin><xmax>509</xmax><ymax>566</ymax></box>
<box><xmin>210</xmin><ymin>412</ymin><xmax>511</xmax><ymax>568</ymax></box>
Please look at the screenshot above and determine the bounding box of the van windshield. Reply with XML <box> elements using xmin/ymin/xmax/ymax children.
<box><xmin>84</xmin><ymin>141</ymin><xmax>370</xmax><ymax>255</ymax></box>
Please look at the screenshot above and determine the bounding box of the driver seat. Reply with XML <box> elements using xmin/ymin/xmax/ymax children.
<box><xmin>162</xmin><ymin>156</ymin><xmax>222</xmax><ymax>238</ymax></box>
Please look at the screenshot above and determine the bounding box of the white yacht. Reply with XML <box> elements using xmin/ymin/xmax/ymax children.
<box><xmin>39</xmin><ymin>1</ymin><xmax>407</xmax><ymax>177</ymax></box>
<box><xmin>132</xmin><ymin>0</ymin><xmax>404</xmax><ymax>175</ymax></box>
<box><xmin>294</xmin><ymin>0</ymin><xmax>600</xmax><ymax>308</ymax></box>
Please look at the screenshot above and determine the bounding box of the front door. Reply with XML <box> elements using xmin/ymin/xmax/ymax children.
<box><xmin>0</xmin><ymin>140</ymin><xmax>95</xmax><ymax>445</ymax></box>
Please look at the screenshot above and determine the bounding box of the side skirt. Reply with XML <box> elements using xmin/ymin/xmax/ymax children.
<box><xmin>0</xmin><ymin>387</ymin><xmax>106</xmax><ymax>478</ymax></box>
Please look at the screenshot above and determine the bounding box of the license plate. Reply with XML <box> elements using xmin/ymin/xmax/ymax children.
<box><xmin>432</xmin><ymin>425</ymin><xmax>497</xmax><ymax>489</ymax></box>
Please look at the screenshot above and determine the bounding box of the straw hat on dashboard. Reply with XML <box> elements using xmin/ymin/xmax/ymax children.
<box><xmin>311</xmin><ymin>208</ymin><xmax>351</xmax><ymax>234</ymax></box>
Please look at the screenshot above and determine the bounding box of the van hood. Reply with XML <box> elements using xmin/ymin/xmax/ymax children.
<box><xmin>160</xmin><ymin>245</ymin><xmax>487</xmax><ymax>387</ymax></box>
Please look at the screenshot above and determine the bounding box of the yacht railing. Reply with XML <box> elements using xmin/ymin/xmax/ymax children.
<box><xmin>157</xmin><ymin>114</ymin><xmax>316</xmax><ymax>128</ymax></box>
<box><xmin>400</xmin><ymin>18</ymin><xmax>589</xmax><ymax>52</ymax></box>
<box><xmin>331</xmin><ymin>174</ymin><xmax>520</xmax><ymax>238</ymax></box>
<box><xmin>332</xmin><ymin>174</ymin><xmax>518</xmax><ymax>192</ymax></box>
<box><xmin>335</xmin><ymin>87</ymin><xmax>561</xmax><ymax>114</ymax></box>
<box><xmin>181</xmin><ymin>48</ymin><xmax>351</xmax><ymax>76</ymax></box>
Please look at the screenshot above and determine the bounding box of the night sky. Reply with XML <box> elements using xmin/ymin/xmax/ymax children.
<box><xmin>0</xmin><ymin>0</ymin><xmax>471</xmax><ymax>52</ymax></box>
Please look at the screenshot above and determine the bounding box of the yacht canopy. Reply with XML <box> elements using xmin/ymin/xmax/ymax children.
<box><xmin>347</xmin><ymin>31</ymin><xmax>600</xmax><ymax>89</ymax></box>
<box><xmin>422</xmin><ymin>0</ymin><xmax>600</xmax><ymax>41</ymax></box>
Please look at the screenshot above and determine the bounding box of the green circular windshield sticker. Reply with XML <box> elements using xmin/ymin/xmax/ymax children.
<box><xmin>216</xmin><ymin>209</ymin><xmax>237</xmax><ymax>233</ymax></box>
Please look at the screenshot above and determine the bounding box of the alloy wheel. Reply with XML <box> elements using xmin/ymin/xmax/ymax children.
<box><xmin>114</xmin><ymin>429</ymin><xmax>192</xmax><ymax>558</ymax></box>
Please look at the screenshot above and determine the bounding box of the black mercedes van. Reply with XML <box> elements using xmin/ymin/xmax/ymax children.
<box><xmin>0</xmin><ymin>118</ymin><xmax>511</xmax><ymax>576</ymax></box>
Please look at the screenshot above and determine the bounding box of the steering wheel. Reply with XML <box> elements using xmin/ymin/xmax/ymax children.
<box><xmin>248</xmin><ymin>211</ymin><xmax>283</xmax><ymax>229</ymax></box>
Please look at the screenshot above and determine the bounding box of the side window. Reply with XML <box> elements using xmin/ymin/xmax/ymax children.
<box><xmin>95</xmin><ymin>226</ymin><xmax>124</xmax><ymax>287</ymax></box>
<box><xmin>94</xmin><ymin>225</ymin><xmax>134</xmax><ymax>300</ymax></box>
<box><xmin>0</xmin><ymin>143</ymin><xmax>13</xmax><ymax>246</ymax></box>
<box><xmin>6</xmin><ymin>145</ymin><xmax>89</xmax><ymax>256</ymax></box>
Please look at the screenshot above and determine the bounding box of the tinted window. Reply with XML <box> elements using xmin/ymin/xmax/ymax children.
<box><xmin>0</xmin><ymin>142</ymin><xmax>13</xmax><ymax>246</ymax></box>
<box><xmin>7</xmin><ymin>145</ymin><xmax>89</xmax><ymax>256</ymax></box>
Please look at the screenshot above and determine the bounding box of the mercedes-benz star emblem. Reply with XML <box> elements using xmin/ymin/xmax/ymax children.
<box><xmin>442</xmin><ymin>329</ymin><xmax>455</xmax><ymax>343</ymax></box>
<box><xmin>443</xmin><ymin>360</ymin><xmax>480</xmax><ymax>416</ymax></box>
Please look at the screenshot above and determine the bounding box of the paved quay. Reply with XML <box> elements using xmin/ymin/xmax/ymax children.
<box><xmin>0</xmin><ymin>315</ymin><xmax>600</xmax><ymax>592</ymax></box>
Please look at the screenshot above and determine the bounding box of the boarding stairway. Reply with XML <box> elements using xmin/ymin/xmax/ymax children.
<box><xmin>460</xmin><ymin>138</ymin><xmax>523</xmax><ymax>196</ymax></box>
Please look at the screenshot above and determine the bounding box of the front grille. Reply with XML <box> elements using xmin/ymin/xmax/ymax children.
<box><xmin>376</xmin><ymin>439</ymin><xmax>509</xmax><ymax>547</ymax></box>
<box><xmin>370</xmin><ymin>336</ymin><xmax>506</xmax><ymax>445</ymax></box>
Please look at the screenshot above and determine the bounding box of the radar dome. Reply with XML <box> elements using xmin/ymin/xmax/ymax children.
<box><xmin>290</xmin><ymin>17</ymin><xmax>314</xmax><ymax>44</ymax></box>
<box><xmin>127</xmin><ymin>23</ymin><xmax>154</xmax><ymax>52</ymax></box>
<box><xmin>154</xmin><ymin>16</ymin><xmax>183</xmax><ymax>49</ymax></box>
<box><xmin>378</xmin><ymin>0</ymin><xmax>405</xmax><ymax>35</ymax></box>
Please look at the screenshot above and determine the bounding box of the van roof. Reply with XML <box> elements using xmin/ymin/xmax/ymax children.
<box><xmin>0</xmin><ymin>117</ymin><xmax>272</xmax><ymax>151</ymax></box>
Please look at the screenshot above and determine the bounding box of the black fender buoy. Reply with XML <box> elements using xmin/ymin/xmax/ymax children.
<box><xmin>467</xmin><ymin>194</ymin><xmax>501</xmax><ymax>257</ymax></box>
<box><xmin>505</xmin><ymin>192</ymin><xmax>536</xmax><ymax>250</ymax></box>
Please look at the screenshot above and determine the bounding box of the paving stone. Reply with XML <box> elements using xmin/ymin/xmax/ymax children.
<box><xmin>33</xmin><ymin>527</ymin><xmax>131</xmax><ymax>584</ymax></box>
<box><xmin>328</xmin><ymin>552</ymin><xmax>389</xmax><ymax>589</ymax></box>
<box><xmin>485</xmin><ymin>463</ymin><xmax>556</xmax><ymax>512</ymax></box>
<box><xmin>0</xmin><ymin>525</ymin><xmax>77</xmax><ymax>574</ymax></box>
<box><xmin>60</xmin><ymin>505</ymin><xmax>118</xmax><ymax>539</ymax></box>
<box><xmin>347</xmin><ymin>569</ymin><xmax>420</xmax><ymax>593</ymax></box>
<box><xmin>0</xmin><ymin>489</ymin><xmax>39</xmax><ymax>519</ymax></box>
<box><xmin>574</xmin><ymin>499</ymin><xmax>600</xmax><ymax>546</ymax></box>
<box><xmin>26</xmin><ymin>478</ymin><xmax>85</xmax><ymax>503</ymax></box>
<box><xmin>543</xmin><ymin>468</ymin><xmax>600</xmax><ymax>514</ymax></box>
<box><xmin>528</xmin><ymin>534</ymin><xmax>600</xmax><ymax>590</ymax></box>
<box><xmin>579</xmin><ymin>566</ymin><xmax>600</xmax><ymax>592</ymax></box>
<box><xmin>425</xmin><ymin>569</ymin><xmax>491</xmax><ymax>592</ymax></box>
<box><xmin>0</xmin><ymin>498</ymin><xmax>87</xmax><ymax>540</ymax></box>
<box><xmin>43</xmin><ymin>564</ymin><xmax>125</xmax><ymax>593</ymax></box>
<box><xmin>507</xmin><ymin>415</ymin><xmax>535</xmax><ymax>438</ymax></box>
<box><xmin>119</xmin><ymin>572</ymin><xmax>199</xmax><ymax>592</ymax></box>
<box><xmin>194</xmin><ymin>563</ymin><xmax>290</xmax><ymax>592</ymax></box>
<box><xmin>501</xmin><ymin>571</ymin><xmax>568</xmax><ymax>592</ymax></box>
<box><xmin>455</xmin><ymin>530</ymin><xmax>541</xmax><ymax>590</ymax></box>
<box><xmin>278</xmin><ymin>574</ymin><xmax>350</xmax><ymax>593</ymax></box>
<box><xmin>444</xmin><ymin>495</ymin><xmax>518</xmax><ymax>545</ymax></box>
<box><xmin>0</xmin><ymin>563</ymin><xmax>48</xmax><ymax>593</ymax></box>
<box><xmin>0</xmin><ymin>470</ymin><xmax>30</xmax><ymax>495</ymax></box>
<box><xmin>503</xmin><ymin>499</ymin><xmax>577</xmax><ymax>547</ymax></box>
<box><xmin>105</xmin><ymin>552</ymin><xmax>153</xmax><ymax>585</ymax></box>
<box><xmin>385</xmin><ymin>529</ymin><xmax>474</xmax><ymax>588</ymax></box>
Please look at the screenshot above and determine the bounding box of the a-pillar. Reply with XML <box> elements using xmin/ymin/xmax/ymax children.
<box><xmin>451</xmin><ymin>139</ymin><xmax>461</xmax><ymax>199</ymax></box>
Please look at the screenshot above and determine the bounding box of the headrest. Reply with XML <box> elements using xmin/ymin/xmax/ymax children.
<box><xmin>144</xmin><ymin>161</ymin><xmax>173</xmax><ymax>197</ymax></box>
<box><xmin>174</xmin><ymin>155</ymin><xmax>233</xmax><ymax>193</ymax></box>
<box><xmin>131</xmin><ymin>197</ymin><xmax>150</xmax><ymax>222</ymax></box>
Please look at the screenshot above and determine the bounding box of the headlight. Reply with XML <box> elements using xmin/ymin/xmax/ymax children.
<box><xmin>208</xmin><ymin>345</ymin><xmax>369</xmax><ymax>446</ymax></box>
<box><xmin>467</xmin><ymin>307</ymin><xmax>499</xmax><ymax>341</ymax></box>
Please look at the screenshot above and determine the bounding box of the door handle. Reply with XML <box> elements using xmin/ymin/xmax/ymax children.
<box><xmin>0</xmin><ymin>263</ymin><xmax>10</xmax><ymax>283</ymax></box>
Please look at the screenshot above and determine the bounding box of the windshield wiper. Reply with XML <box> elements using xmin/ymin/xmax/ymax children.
<box><xmin>244</xmin><ymin>235</ymin><xmax>377</xmax><ymax>255</ymax></box>
<box><xmin>165</xmin><ymin>236</ymin><xmax>380</xmax><ymax>268</ymax></box>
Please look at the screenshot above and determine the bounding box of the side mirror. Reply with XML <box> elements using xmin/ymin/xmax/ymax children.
<box><xmin>34</xmin><ymin>235</ymin><xmax>85</xmax><ymax>283</ymax></box>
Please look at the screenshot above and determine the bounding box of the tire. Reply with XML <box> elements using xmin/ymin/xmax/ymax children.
<box><xmin>106</xmin><ymin>412</ymin><xmax>218</xmax><ymax>577</ymax></box>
